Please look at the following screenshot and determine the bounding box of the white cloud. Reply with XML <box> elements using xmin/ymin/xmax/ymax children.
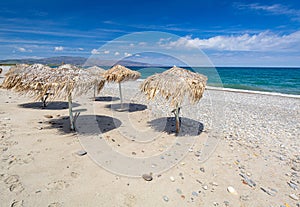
<box><xmin>54</xmin><ymin>46</ymin><xmax>64</xmax><ymax>51</ymax></box>
<box><xmin>104</xmin><ymin>50</ymin><xmax>110</xmax><ymax>54</ymax></box>
<box><xmin>161</xmin><ymin>31</ymin><xmax>300</xmax><ymax>51</ymax></box>
<box><xmin>91</xmin><ymin>49</ymin><xmax>100</xmax><ymax>55</ymax></box>
<box><xmin>78</xmin><ymin>48</ymin><xmax>84</xmax><ymax>51</ymax></box>
<box><xmin>124</xmin><ymin>52</ymin><xmax>132</xmax><ymax>57</ymax></box>
<box><xmin>236</xmin><ymin>3</ymin><xmax>300</xmax><ymax>22</ymax></box>
<box><xmin>17</xmin><ymin>47</ymin><xmax>32</xmax><ymax>52</ymax></box>
<box><xmin>114</xmin><ymin>51</ymin><xmax>120</xmax><ymax>56</ymax></box>
<box><xmin>135</xmin><ymin>54</ymin><xmax>141</xmax><ymax>57</ymax></box>
<box><xmin>129</xmin><ymin>43</ymin><xmax>134</xmax><ymax>47</ymax></box>
<box><xmin>139</xmin><ymin>42</ymin><xmax>147</xmax><ymax>46</ymax></box>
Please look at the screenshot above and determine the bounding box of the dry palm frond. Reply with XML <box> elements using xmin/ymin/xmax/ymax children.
<box><xmin>103</xmin><ymin>64</ymin><xmax>141</xmax><ymax>83</ymax></box>
<box><xmin>2</xmin><ymin>63</ymin><xmax>104</xmax><ymax>101</ymax></box>
<box><xmin>85</xmin><ymin>66</ymin><xmax>106</xmax><ymax>93</ymax></box>
<box><xmin>140</xmin><ymin>66</ymin><xmax>207</xmax><ymax>107</ymax></box>
<box><xmin>85</xmin><ymin>66</ymin><xmax>106</xmax><ymax>76</ymax></box>
<box><xmin>1</xmin><ymin>64</ymin><xmax>29</xmax><ymax>89</ymax></box>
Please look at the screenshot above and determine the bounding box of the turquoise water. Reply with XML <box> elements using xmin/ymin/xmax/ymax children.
<box><xmin>132</xmin><ymin>67</ymin><xmax>300</xmax><ymax>95</ymax></box>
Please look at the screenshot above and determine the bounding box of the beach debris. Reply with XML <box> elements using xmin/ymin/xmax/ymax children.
<box><xmin>162</xmin><ymin>195</ymin><xmax>169</xmax><ymax>202</ymax></box>
<box><xmin>289</xmin><ymin>193</ymin><xmax>299</xmax><ymax>201</ymax></box>
<box><xmin>260</xmin><ymin>186</ymin><xmax>276</xmax><ymax>196</ymax></box>
<box><xmin>142</xmin><ymin>173</ymin><xmax>153</xmax><ymax>181</ymax></box>
<box><xmin>181</xmin><ymin>195</ymin><xmax>185</xmax><ymax>199</ymax></box>
<box><xmin>199</xmin><ymin>167</ymin><xmax>205</xmax><ymax>173</ymax></box>
<box><xmin>202</xmin><ymin>185</ymin><xmax>208</xmax><ymax>190</ymax></box>
<box><xmin>76</xmin><ymin>150</ymin><xmax>87</xmax><ymax>156</ymax></box>
<box><xmin>240</xmin><ymin>173</ymin><xmax>256</xmax><ymax>187</ymax></box>
<box><xmin>281</xmin><ymin>203</ymin><xmax>291</xmax><ymax>207</ymax></box>
<box><xmin>287</xmin><ymin>180</ymin><xmax>298</xmax><ymax>190</ymax></box>
<box><xmin>169</xmin><ymin>176</ymin><xmax>175</xmax><ymax>182</ymax></box>
<box><xmin>227</xmin><ymin>186</ymin><xmax>238</xmax><ymax>195</ymax></box>
<box><xmin>44</xmin><ymin>115</ymin><xmax>53</xmax><ymax>119</ymax></box>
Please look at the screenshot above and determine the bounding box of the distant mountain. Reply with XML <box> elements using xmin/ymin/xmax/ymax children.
<box><xmin>0</xmin><ymin>56</ymin><xmax>154</xmax><ymax>67</ymax></box>
<box><xmin>0</xmin><ymin>56</ymin><xmax>87</xmax><ymax>65</ymax></box>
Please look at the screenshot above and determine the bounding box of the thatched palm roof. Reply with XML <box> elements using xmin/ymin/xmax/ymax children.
<box><xmin>103</xmin><ymin>64</ymin><xmax>141</xmax><ymax>83</ymax></box>
<box><xmin>1</xmin><ymin>63</ymin><xmax>104</xmax><ymax>101</ymax></box>
<box><xmin>85</xmin><ymin>66</ymin><xmax>106</xmax><ymax>75</ymax></box>
<box><xmin>1</xmin><ymin>64</ymin><xmax>29</xmax><ymax>89</ymax></box>
<box><xmin>85</xmin><ymin>66</ymin><xmax>106</xmax><ymax>93</ymax></box>
<box><xmin>140</xmin><ymin>66</ymin><xmax>207</xmax><ymax>107</ymax></box>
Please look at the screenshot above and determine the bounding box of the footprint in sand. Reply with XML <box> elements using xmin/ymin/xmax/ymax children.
<box><xmin>4</xmin><ymin>175</ymin><xmax>24</xmax><ymax>193</ymax></box>
<box><xmin>4</xmin><ymin>175</ymin><xmax>19</xmax><ymax>184</ymax></box>
<box><xmin>9</xmin><ymin>182</ymin><xmax>24</xmax><ymax>193</ymax></box>
<box><xmin>124</xmin><ymin>193</ymin><xmax>137</xmax><ymax>207</ymax></box>
<box><xmin>48</xmin><ymin>202</ymin><xmax>63</xmax><ymax>207</ymax></box>
<box><xmin>70</xmin><ymin>172</ymin><xmax>79</xmax><ymax>178</ymax></box>
<box><xmin>11</xmin><ymin>200</ymin><xmax>24</xmax><ymax>207</ymax></box>
<box><xmin>47</xmin><ymin>180</ymin><xmax>69</xmax><ymax>191</ymax></box>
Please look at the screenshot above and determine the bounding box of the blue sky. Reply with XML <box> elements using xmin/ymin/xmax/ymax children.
<box><xmin>1</xmin><ymin>0</ymin><xmax>300</xmax><ymax>66</ymax></box>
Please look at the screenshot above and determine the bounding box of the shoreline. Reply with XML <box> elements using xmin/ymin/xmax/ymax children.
<box><xmin>136</xmin><ymin>79</ymin><xmax>300</xmax><ymax>98</ymax></box>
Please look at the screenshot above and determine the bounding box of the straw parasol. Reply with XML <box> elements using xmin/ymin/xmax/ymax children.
<box><xmin>1</xmin><ymin>63</ymin><xmax>103</xmax><ymax>131</ymax></box>
<box><xmin>0</xmin><ymin>67</ymin><xmax>2</xmax><ymax>74</ymax></box>
<box><xmin>103</xmin><ymin>64</ymin><xmax>141</xmax><ymax>107</ymax></box>
<box><xmin>140</xmin><ymin>66</ymin><xmax>207</xmax><ymax>134</ymax></box>
<box><xmin>85</xmin><ymin>66</ymin><xmax>106</xmax><ymax>100</ymax></box>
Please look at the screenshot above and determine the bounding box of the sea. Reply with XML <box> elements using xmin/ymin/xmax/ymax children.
<box><xmin>131</xmin><ymin>67</ymin><xmax>300</xmax><ymax>96</ymax></box>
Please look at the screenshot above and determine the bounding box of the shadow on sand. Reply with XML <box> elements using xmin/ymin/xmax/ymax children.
<box><xmin>148</xmin><ymin>117</ymin><xmax>204</xmax><ymax>136</ymax></box>
<box><xmin>19</xmin><ymin>101</ymin><xmax>80</xmax><ymax>110</ymax></box>
<box><xmin>44</xmin><ymin>115</ymin><xmax>122</xmax><ymax>134</ymax></box>
<box><xmin>105</xmin><ymin>103</ymin><xmax>147</xmax><ymax>112</ymax></box>
<box><xmin>94</xmin><ymin>96</ymin><xmax>120</xmax><ymax>102</ymax></box>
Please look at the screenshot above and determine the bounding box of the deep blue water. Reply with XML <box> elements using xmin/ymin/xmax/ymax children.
<box><xmin>131</xmin><ymin>67</ymin><xmax>300</xmax><ymax>95</ymax></box>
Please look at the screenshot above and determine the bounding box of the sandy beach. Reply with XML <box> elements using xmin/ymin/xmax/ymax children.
<box><xmin>0</xmin><ymin>66</ymin><xmax>299</xmax><ymax>207</ymax></box>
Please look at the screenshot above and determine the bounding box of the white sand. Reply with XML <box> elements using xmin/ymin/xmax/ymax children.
<box><xmin>0</xmin><ymin>71</ymin><xmax>299</xmax><ymax>206</ymax></box>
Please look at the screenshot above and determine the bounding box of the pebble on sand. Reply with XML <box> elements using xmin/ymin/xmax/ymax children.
<box><xmin>289</xmin><ymin>193</ymin><xmax>299</xmax><ymax>201</ymax></box>
<box><xmin>163</xmin><ymin>196</ymin><xmax>169</xmax><ymax>202</ymax></box>
<box><xmin>169</xmin><ymin>176</ymin><xmax>175</xmax><ymax>182</ymax></box>
<box><xmin>76</xmin><ymin>150</ymin><xmax>87</xmax><ymax>156</ymax></box>
<box><xmin>227</xmin><ymin>186</ymin><xmax>238</xmax><ymax>195</ymax></box>
<box><xmin>142</xmin><ymin>173</ymin><xmax>153</xmax><ymax>181</ymax></box>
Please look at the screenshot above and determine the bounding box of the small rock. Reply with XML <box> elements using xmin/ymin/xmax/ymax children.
<box><xmin>211</xmin><ymin>182</ymin><xmax>218</xmax><ymax>186</ymax></box>
<box><xmin>213</xmin><ymin>202</ymin><xmax>219</xmax><ymax>206</ymax></box>
<box><xmin>224</xmin><ymin>201</ymin><xmax>230</xmax><ymax>206</ymax></box>
<box><xmin>76</xmin><ymin>150</ymin><xmax>87</xmax><ymax>156</ymax></box>
<box><xmin>176</xmin><ymin>189</ymin><xmax>182</xmax><ymax>194</ymax></box>
<box><xmin>132</xmin><ymin>152</ymin><xmax>136</xmax><ymax>155</ymax></box>
<box><xmin>44</xmin><ymin>115</ymin><xmax>53</xmax><ymax>119</ymax></box>
<box><xmin>203</xmin><ymin>185</ymin><xmax>208</xmax><ymax>190</ymax></box>
<box><xmin>287</xmin><ymin>180</ymin><xmax>298</xmax><ymax>190</ymax></box>
<box><xmin>194</xmin><ymin>151</ymin><xmax>201</xmax><ymax>157</ymax></box>
<box><xmin>200</xmin><ymin>167</ymin><xmax>205</xmax><ymax>173</ymax></box>
<box><xmin>290</xmin><ymin>193</ymin><xmax>299</xmax><ymax>201</ymax></box>
<box><xmin>192</xmin><ymin>191</ymin><xmax>198</xmax><ymax>196</ymax></box>
<box><xmin>169</xmin><ymin>176</ymin><xmax>175</xmax><ymax>182</ymax></box>
<box><xmin>227</xmin><ymin>186</ymin><xmax>237</xmax><ymax>195</ymax></box>
<box><xmin>163</xmin><ymin>196</ymin><xmax>169</xmax><ymax>202</ymax></box>
<box><xmin>142</xmin><ymin>173</ymin><xmax>153</xmax><ymax>181</ymax></box>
